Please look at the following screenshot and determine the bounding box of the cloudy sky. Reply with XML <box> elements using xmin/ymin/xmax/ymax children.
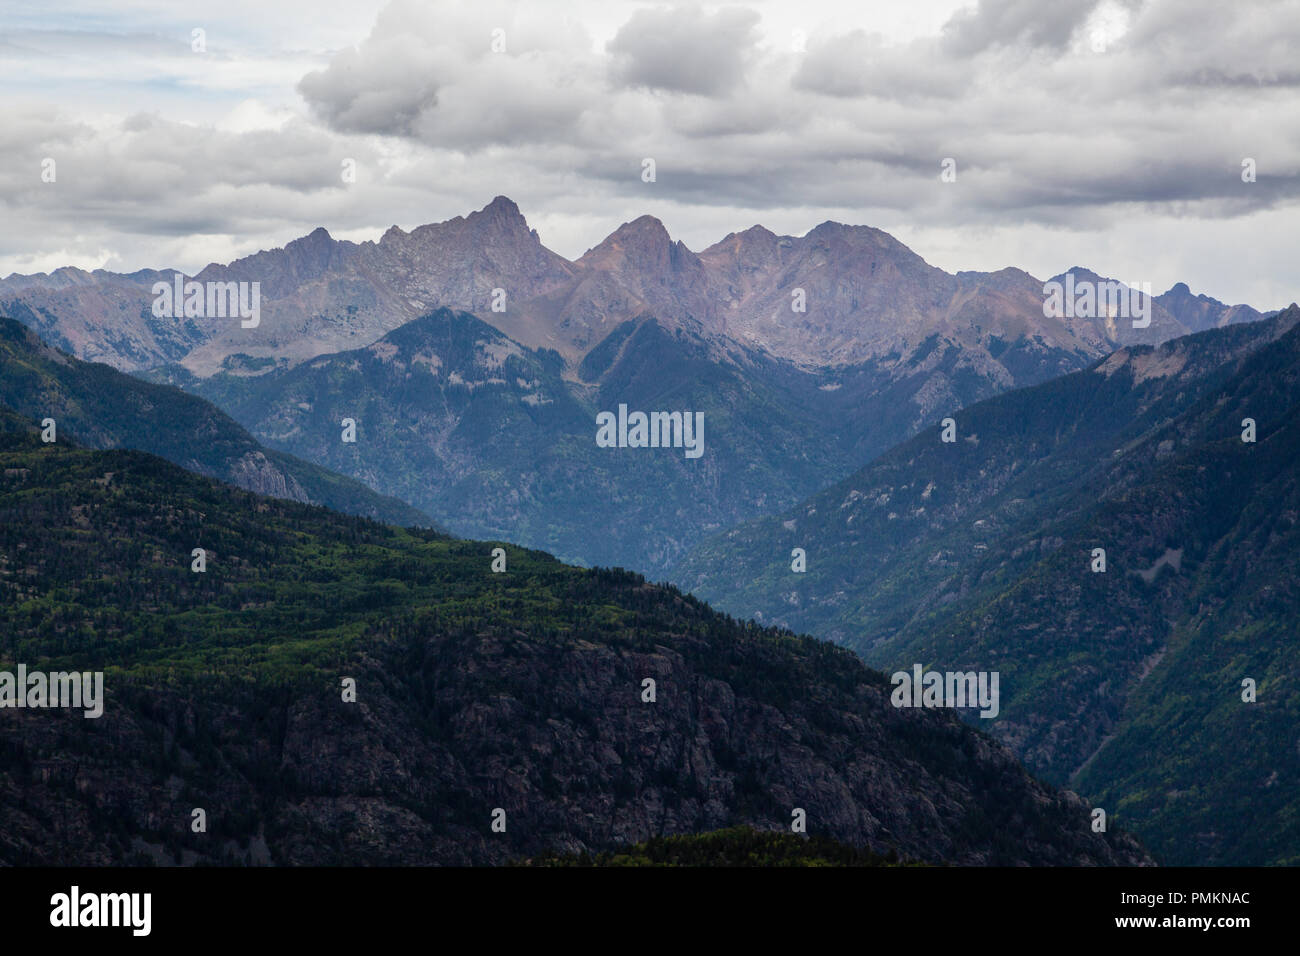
<box><xmin>3</xmin><ymin>0</ymin><xmax>1298</xmax><ymax>308</ymax></box>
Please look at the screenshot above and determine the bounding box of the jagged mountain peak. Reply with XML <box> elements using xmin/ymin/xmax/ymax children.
<box><xmin>573</xmin><ymin>215</ymin><xmax>705</xmax><ymax>296</ymax></box>
<box><xmin>701</xmin><ymin>224</ymin><xmax>782</xmax><ymax>261</ymax></box>
<box><xmin>280</xmin><ymin>225</ymin><xmax>340</xmax><ymax>269</ymax></box>
<box><xmin>1154</xmin><ymin>280</ymin><xmax>1268</xmax><ymax>334</ymax></box>
<box><xmin>0</xmin><ymin>196</ymin><xmax>1273</xmax><ymax>377</ymax></box>
<box><xmin>807</xmin><ymin>218</ymin><xmax>883</xmax><ymax>237</ymax></box>
<box><xmin>617</xmin><ymin>213</ymin><xmax>671</xmax><ymax>235</ymax></box>
<box><xmin>579</xmin><ymin>214</ymin><xmax>676</xmax><ymax>261</ymax></box>
<box><xmin>395</xmin><ymin>195</ymin><xmax>540</xmax><ymax>251</ymax></box>
<box><xmin>196</xmin><ymin>222</ymin><xmax>354</xmax><ymax>288</ymax></box>
<box><xmin>474</xmin><ymin>194</ymin><xmax>526</xmax><ymax>221</ymax></box>
<box><xmin>957</xmin><ymin>266</ymin><xmax>1037</xmax><ymax>283</ymax></box>
<box><xmin>803</xmin><ymin>219</ymin><xmax>927</xmax><ymax>257</ymax></box>
<box><xmin>295</xmin><ymin>225</ymin><xmax>333</xmax><ymax>244</ymax></box>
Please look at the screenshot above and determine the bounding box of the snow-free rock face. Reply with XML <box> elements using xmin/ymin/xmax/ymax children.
<box><xmin>1</xmin><ymin>197</ymin><xmax>1266</xmax><ymax>377</ymax></box>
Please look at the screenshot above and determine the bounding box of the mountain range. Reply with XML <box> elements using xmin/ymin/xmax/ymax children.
<box><xmin>1</xmin><ymin>198</ymin><xmax>1286</xmax><ymax>867</ymax></box>
<box><xmin>1</xmin><ymin>197</ymin><xmax>1265</xmax><ymax>377</ymax></box>
<box><xmin>1</xmin><ymin>198</ymin><xmax>1267</xmax><ymax>572</ymax></box>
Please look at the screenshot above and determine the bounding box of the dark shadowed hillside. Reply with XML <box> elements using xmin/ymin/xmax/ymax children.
<box><xmin>0</xmin><ymin>421</ymin><xmax>1147</xmax><ymax>866</ymax></box>
<box><xmin>673</xmin><ymin>306</ymin><xmax>1300</xmax><ymax>865</ymax></box>
<box><xmin>0</xmin><ymin>316</ymin><xmax>430</xmax><ymax>528</ymax></box>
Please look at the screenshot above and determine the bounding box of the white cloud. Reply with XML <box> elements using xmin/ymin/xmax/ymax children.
<box><xmin>0</xmin><ymin>0</ymin><xmax>1296</xmax><ymax>311</ymax></box>
<box><xmin>607</xmin><ymin>5</ymin><xmax>761</xmax><ymax>95</ymax></box>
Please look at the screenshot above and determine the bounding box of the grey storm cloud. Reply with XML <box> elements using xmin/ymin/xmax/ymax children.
<box><xmin>2</xmin><ymin>0</ymin><xmax>1299</xmax><ymax>309</ymax></box>
<box><xmin>296</xmin><ymin>0</ymin><xmax>595</xmax><ymax>147</ymax></box>
<box><xmin>793</xmin><ymin>31</ymin><xmax>967</xmax><ymax>100</ymax></box>
<box><xmin>289</xmin><ymin>0</ymin><xmax>1300</xmax><ymax>227</ymax></box>
<box><xmin>298</xmin><ymin>48</ymin><xmax>440</xmax><ymax>135</ymax></box>
<box><xmin>1123</xmin><ymin>0</ymin><xmax>1300</xmax><ymax>88</ymax></box>
<box><xmin>941</xmin><ymin>0</ymin><xmax>1107</xmax><ymax>55</ymax></box>
<box><xmin>607</xmin><ymin>5</ymin><xmax>761</xmax><ymax>95</ymax></box>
